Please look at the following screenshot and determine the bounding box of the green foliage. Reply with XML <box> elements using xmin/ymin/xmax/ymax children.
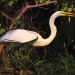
<box><xmin>8</xmin><ymin>1</ymin><xmax>14</xmax><ymax>6</ymax></box>
<box><xmin>0</xmin><ymin>28</ymin><xmax>6</xmax><ymax>35</ymax></box>
<box><xmin>13</xmin><ymin>20</ymin><xmax>21</xmax><ymax>29</ymax></box>
<box><xmin>0</xmin><ymin>24</ymin><xmax>6</xmax><ymax>35</ymax></box>
<box><xmin>39</xmin><ymin>0</ymin><xmax>51</xmax><ymax>3</ymax></box>
<box><xmin>32</xmin><ymin>55</ymin><xmax>75</xmax><ymax>75</ymax></box>
<box><xmin>8</xmin><ymin>0</ymin><xmax>18</xmax><ymax>6</ymax></box>
<box><xmin>0</xmin><ymin>0</ymin><xmax>18</xmax><ymax>7</ymax></box>
<box><xmin>6</xmin><ymin>45</ymin><xmax>32</xmax><ymax>70</ymax></box>
<box><xmin>57</xmin><ymin>1</ymin><xmax>75</xmax><ymax>12</ymax></box>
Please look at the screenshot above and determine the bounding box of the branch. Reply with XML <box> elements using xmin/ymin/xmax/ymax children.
<box><xmin>1</xmin><ymin>12</ymin><xmax>13</xmax><ymax>21</ymax></box>
<box><xmin>9</xmin><ymin>1</ymin><xmax>57</xmax><ymax>30</ymax></box>
<box><xmin>16</xmin><ymin>1</ymin><xmax>57</xmax><ymax>20</ymax></box>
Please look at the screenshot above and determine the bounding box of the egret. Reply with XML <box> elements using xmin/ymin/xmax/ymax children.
<box><xmin>0</xmin><ymin>11</ymin><xmax>75</xmax><ymax>46</ymax></box>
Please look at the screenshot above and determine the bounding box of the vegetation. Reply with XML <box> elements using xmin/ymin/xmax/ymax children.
<box><xmin>0</xmin><ymin>0</ymin><xmax>75</xmax><ymax>75</ymax></box>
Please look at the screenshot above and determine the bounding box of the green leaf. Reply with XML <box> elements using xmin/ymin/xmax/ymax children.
<box><xmin>70</xmin><ymin>4</ymin><xmax>73</xmax><ymax>8</ymax></box>
<box><xmin>0</xmin><ymin>24</ymin><xmax>1</xmax><ymax>27</ymax></box>
<box><xmin>8</xmin><ymin>1</ymin><xmax>14</xmax><ymax>6</ymax></box>
<box><xmin>61</xmin><ymin>7</ymin><xmax>68</xmax><ymax>12</ymax></box>
<box><xmin>73</xmin><ymin>8</ymin><xmax>75</xmax><ymax>12</ymax></box>
<box><xmin>39</xmin><ymin>0</ymin><xmax>44</xmax><ymax>3</ymax></box>
<box><xmin>54</xmin><ymin>2</ymin><xmax>58</xmax><ymax>5</ymax></box>
<box><xmin>0</xmin><ymin>28</ymin><xmax>6</xmax><ymax>35</ymax></box>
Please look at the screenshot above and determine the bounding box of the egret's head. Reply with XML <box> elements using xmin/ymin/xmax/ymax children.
<box><xmin>60</xmin><ymin>11</ymin><xmax>75</xmax><ymax>17</ymax></box>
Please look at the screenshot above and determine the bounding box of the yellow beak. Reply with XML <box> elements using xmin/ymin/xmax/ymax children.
<box><xmin>61</xmin><ymin>11</ymin><xmax>75</xmax><ymax>17</ymax></box>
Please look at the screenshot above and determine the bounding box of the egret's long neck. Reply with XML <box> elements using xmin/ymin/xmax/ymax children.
<box><xmin>33</xmin><ymin>11</ymin><xmax>61</xmax><ymax>46</ymax></box>
<box><xmin>41</xmin><ymin>11</ymin><xmax>61</xmax><ymax>46</ymax></box>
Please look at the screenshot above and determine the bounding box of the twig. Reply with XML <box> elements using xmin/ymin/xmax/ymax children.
<box><xmin>1</xmin><ymin>12</ymin><xmax>13</xmax><ymax>21</ymax></box>
<box><xmin>16</xmin><ymin>1</ymin><xmax>57</xmax><ymax>20</ymax></box>
<box><xmin>9</xmin><ymin>1</ymin><xmax>57</xmax><ymax>30</ymax></box>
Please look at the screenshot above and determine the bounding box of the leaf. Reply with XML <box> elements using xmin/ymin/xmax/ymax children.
<box><xmin>0</xmin><ymin>24</ymin><xmax>1</xmax><ymax>27</ymax></box>
<box><xmin>68</xmin><ymin>8</ymin><xmax>72</xmax><ymax>12</ymax></box>
<box><xmin>73</xmin><ymin>8</ymin><xmax>75</xmax><ymax>12</ymax></box>
<box><xmin>39</xmin><ymin>0</ymin><xmax>44</xmax><ymax>3</ymax></box>
<box><xmin>62</xmin><ymin>7</ymin><xmax>68</xmax><ymax>12</ymax></box>
<box><xmin>8</xmin><ymin>1</ymin><xmax>14</xmax><ymax>6</ymax></box>
<box><xmin>34</xmin><ymin>60</ymin><xmax>46</xmax><ymax>66</ymax></box>
<box><xmin>0</xmin><ymin>28</ymin><xmax>6</xmax><ymax>35</ymax></box>
<box><xmin>70</xmin><ymin>4</ymin><xmax>74</xmax><ymax>8</ymax></box>
<box><xmin>54</xmin><ymin>2</ymin><xmax>58</xmax><ymax>5</ymax></box>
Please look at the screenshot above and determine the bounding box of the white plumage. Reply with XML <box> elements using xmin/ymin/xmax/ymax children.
<box><xmin>0</xmin><ymin>11</ymin><xmax>74</xmax><ymax>46</ymax></box>
<box><xmin>0</xmin><ymin>29</ymin><xmax>38</xmax><ymax>43</ymax></box>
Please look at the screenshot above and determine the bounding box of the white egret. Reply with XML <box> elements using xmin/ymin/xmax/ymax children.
<box><xmin>0</xmin><ymin>11</ymin><xmax>75</xmax><ymax>46</ymax></box>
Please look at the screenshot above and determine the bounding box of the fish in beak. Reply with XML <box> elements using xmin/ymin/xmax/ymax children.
<box><xmin>61</xmin><ymin>11</ymin><xmax>75</xmax><ymax>16</ymax></box>
<box><xmin>61</xmin><ymin>11</ymin><xmax>75</xmax><ymax>23</ymax></box>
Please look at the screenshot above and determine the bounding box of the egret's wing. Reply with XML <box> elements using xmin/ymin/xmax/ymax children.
<box><xmin>0</xmin><ymin>29</ymin><xmax>38</xmax><ymax>43</ymax></box>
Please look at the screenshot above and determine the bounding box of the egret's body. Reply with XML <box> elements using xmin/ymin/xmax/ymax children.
<box><xmin>0</xmin><ymin>11</ymin><xmax>74</xmax><ymax>46</ymax></box>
